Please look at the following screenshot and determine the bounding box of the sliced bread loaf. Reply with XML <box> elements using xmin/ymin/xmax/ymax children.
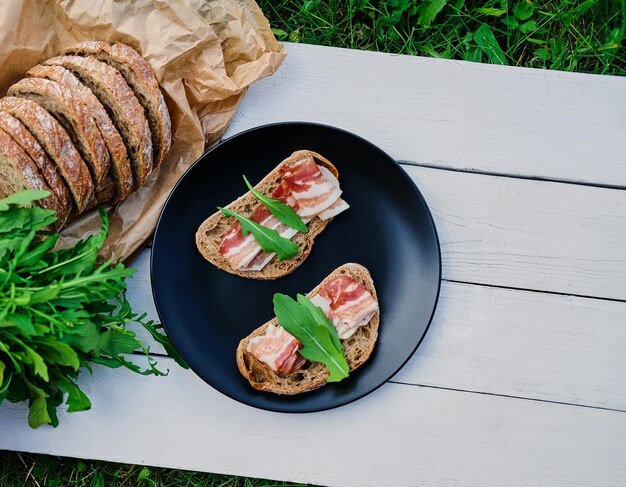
<box><xmin>27</xmin><ymin>64</ymin><xmax>134</xmax><ymax>202</ymax></box>
<box><xmin>0</xmin><ymin>96</ymin><xmax>94</xmax><ymax>212</ymax></box>
<box><xmin>44</xmin><ymin>55</ymin><xmax>153</xmax><ymax>188</ymax></box>
<box><xmin>8</xmin><ymin>77</ymin><xmax>111</xmax><ymax>188</ymax></box>
<box><xmin>0</xmin><ymin>127</ymin><xmax>66</xmax><ymax>227</ymax></box>
<box><xmin>0</xmin><ymin>110</ymin><xmax>72</xmax><ymax>217</ymax></box>
<box><xmin>64</xmin><ymin>41</ymin><xmax>171</xmax><ymax>167</ymax></box>
<box><xmin>236</xmin><ymin>263</ymin><xmax>380</xmax><ymax>395</ymax></box>
<box><xmin>195</xmin><ymin>150</ymin><xmax>339</xmax><ymax>280</ymax></box>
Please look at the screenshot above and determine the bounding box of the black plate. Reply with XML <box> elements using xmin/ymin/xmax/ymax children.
<box><xmin>151</xmin><ymin>122</ymin><xmax>441</xmax><ymax>413</ymax></box>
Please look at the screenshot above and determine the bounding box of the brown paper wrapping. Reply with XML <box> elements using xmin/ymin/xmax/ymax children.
<box><xmin>0</xmin><ymin>0</ymin><xmax>286</xmax><ymax>260</ymax></box>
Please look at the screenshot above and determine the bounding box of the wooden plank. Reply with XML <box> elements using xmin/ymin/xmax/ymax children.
<box><xmin>1</xmin><ymin>359</ymin><xmax>624</xmax><ymax>486</ymax></box>
<box><xmin>408</xmin><ymin>164</ymin><xmax>626</xmax><ymax>300</ymax></box>
<box><xmin>226</xmin><ymin>43</ymin><xmax>626</xmax><ymax>187</ymax></box>
<box><xmin>127</xmin><ymin>248</ymin><xmax>626</xmax><ymax>410</ymax></box>
<box><xmin>395</xmin><ymin>281</ymin><xmax>626</xmax><ymax>411</ymax></box>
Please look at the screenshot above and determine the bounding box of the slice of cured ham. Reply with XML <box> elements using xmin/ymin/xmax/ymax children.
<box><xmin>282</xmin><ymin>157</ymin><xmax>342</xmax><ymax>217</ymax></box>
<box><xmin>246</xmin><ymin>324</ymin><xmax>306</xmax><ymax>374</ymax></box>
<box><xmin>247</xmin><ymin>276</ymin><xmax>378</xmax><ymax>374</ymax></box>
<box><xmin>317</xmin><ymin>276</ymin><xmax>379</xmax><ymax>339</ymax></box>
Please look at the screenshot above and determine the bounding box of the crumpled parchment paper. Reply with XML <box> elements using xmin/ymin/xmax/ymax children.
<box><xmin>0</xmin><ymin>0</ymin><xmax>286</xmax><ymax>260</ymax></box>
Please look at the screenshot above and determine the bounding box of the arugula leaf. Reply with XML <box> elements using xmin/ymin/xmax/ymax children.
<box><xmin>273</xmin><ymin>293</ymin><xmax>349</xmax><ymax>382</ymax></box>
<box><xmin>243</xmin><ymin>175</ymin><xmax>307</xmax><ymax>233</ymax></box>
<box><xmin>0</xmin><ymin>190</ymin><xmax>51</xmax><ymax>211</ymax></box>
<box><xmin>55</xmin><ymin>375</ymin><xmax>91</xmax><ymax>413</ymax></box>
<box><xmin>218</xmin><ymin>207</ymin><xmax>299</xmax><ymax>261</ymax></box>
<box><xmin>296</xmin><ymin>294</ymin><xmax>343</xmax><ymax>354</ymax></box>
<box><xmin>0</xmin><ymin>366</ymin><xmax>11</xmax><ymax>404</ymax></box>
<box><xmin>142</xmin><ymin>322</ymin><xmax>189</xmax><ymax>370</ymax></box>
<box><xmin>28</xmin><ymin>396</ymin><xmax>51</xmax><ymax>429</ymax></box>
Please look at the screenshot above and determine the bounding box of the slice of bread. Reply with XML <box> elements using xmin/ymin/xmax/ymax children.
<box><xmin>195</xmin><ymin>150</ymin><xmax>340</xmax><ymax>280</ymax></box>
<box><xmin>8</xmin><ymin>77</ymin><xmax>111</xmax><ymax>188</ymax></box>
<box><xmin>44</xmin><ymin>55</ymin><xmax>153</xmax><ymax>188</ymax></box>
<box><xmin>236</xmin><ymin>263</ymin><xmax>380</xmax><ymax>395</ymax></box>
<box><xmin>0</xmin><ymin>96</ymin><xmax>94</xmax><ymax>212</ymax></box>
<box><xmin>0</xmin><ymin>127</ymin><xmax>66</xmax><ymax>227</ymax></box>
<box><xmin>63</xmin><ymin>41</ymin><xmax>172</xmax><ymax>167</ymax></box>
<box><xmin>27</xmin><ymin>64</ymin><xmax>134</xmax><ymax>202</ymax></box>
<box><xmin>0</xmin><ymin>110</ymin><xmax>72</xmax><ymax>219</ymax></box>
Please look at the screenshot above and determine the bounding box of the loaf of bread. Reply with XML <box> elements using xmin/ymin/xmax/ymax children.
<box><xmin>0</xmin><ymin>41</ymin><xmax>171</xmax><ymax>227</ymax></box>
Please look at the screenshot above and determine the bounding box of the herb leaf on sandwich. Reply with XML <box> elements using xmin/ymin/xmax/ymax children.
<box><xmin>218</xmin><ymin>207</ymin><xmax>300</xmax><ymax>261</ymax></box>
<box><xmin>243</xmin><ymin>175</ymin><xmax>307</xmax><ymax>233</ymax></box>
<box><xmin>273</xmin><ymin>293</ymin><xmax>349</xmax><ymax>382</ymax></box>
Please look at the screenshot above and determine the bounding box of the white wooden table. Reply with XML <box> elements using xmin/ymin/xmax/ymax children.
<box><xmin>2</xmin><ymin>43</ymin><xmax>626</xmax><ymax>486</ymax></box>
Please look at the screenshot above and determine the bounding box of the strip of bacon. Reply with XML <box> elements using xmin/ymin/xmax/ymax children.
<box><xmin>317</xmin><ymin>198</ymin><xmax>350</xmax><ymax>221</ymax></box>
<box><xmin>282</xmin><ymin>157</ymin><xmax>342</xmax><ymax>217</ymax></box>
<box><xmin>246</xmin><ymin>276</ymin><xmax>379</xmax><ymax>374</ymax></box>
<box><xmin>317</xmin><ymin>276</ymin><xmax>379</xmax><ymax>339</ymax></box>
<box><xmin>246</xmin><ymin>324</ymin><xmax>304</xmax><ymax>374</ymax></box>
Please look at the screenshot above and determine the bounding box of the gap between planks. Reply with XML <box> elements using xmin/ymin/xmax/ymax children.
<box><xmin>398</xmin><ymin>160</ymin><xmax>626</xmax><ymax>192</ymax></box>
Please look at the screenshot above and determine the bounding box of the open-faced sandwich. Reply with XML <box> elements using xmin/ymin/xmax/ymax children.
<box><xmin>237</xmin><ymin>263</ymin><xmax>380</xmax><ymax>394</ymax></box>
<box><xmin>195</xmin><ymin>150</ymin><xmax>349</xmax><ymax>279</ymax></box>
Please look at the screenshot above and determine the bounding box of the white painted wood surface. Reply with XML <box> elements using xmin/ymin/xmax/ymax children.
<box><xmin>407</xmin><ymin>165</ymin><xmax>626</xmax><ymax>300</ymax></box>
<box><xmin>226</xmin><ymin>43</ymin><xmax>626</xmax><ymax>187</ymax></box>
<box><xmin>3</xmin><ymin>43</ymin><xmax>626</xmax><ymax>486</ymax></box>
<box><xmin>126</xmin><ymin>249</ymin><xmax>626</xmax><ymax>411</ymax></box>
<box><xmin>1</xmin><ymin>357</ymin><xmax>625</xmax><ymax>487</ymax></box>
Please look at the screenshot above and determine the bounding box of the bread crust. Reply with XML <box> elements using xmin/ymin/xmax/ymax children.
<box><xmin>236</xmin><ymin>263</ymin><xmax>380</xmax><ymax>395</ymax></box>
<box><xmin>195</xmin><ymin>150</ymin><xmax>340</xmax><ymax>280</ymax></box>
<box><xmin>27</xmin><ymin>64</ymin><xmax>134</xmax><ymax>202</ymax></box>
<box><xmin>63</xmin><ymin>41</ymin><xmax>171</xmax><ymax>167</ymax></box>
<box><xmin>0</xmin><ymin>127</ymin><xmax>65</xmax><ymax>227</ymax></box>
<box><xmin>0</xmin><ymin>96</ymin><xmax>94</xmax><ymax>212</ymax></box>
<box><xmin>44</xmin><ymin>55</ymin><xmax>153</xmax><ymax>189</ymax></box>
<box><xmin>8</xmin><ymin>77</ymin><xmax>111</xmax><ymax>188</ymax></box>
<box><xmin>0</xmin><ymin>110</ymin><xmax>72</xmax><ymax>220</ymax></box>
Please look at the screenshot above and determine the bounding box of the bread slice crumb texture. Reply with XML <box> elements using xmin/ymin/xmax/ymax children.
<box><xmin>0</xmin><ymin>110</ymin><xmax>72</xmax><ymax>216</ymax></box>
<box><xmin>0</xmin><ymin>96</ymin><xmax>94</xmax><ymax>212</ymax></box>
<box><xmin>27</xmin><ymin>64</ymin><xmax>134</xmax><ymax>202</ymax></box>
<box><xmin>8</xmin><ymin>77</ymin><xmax>111</xmax><ymax>188</ymax></box>
<box><xmin>44</xmin><ymin>55</ymin><xmax>153</xmax><ymax>188</ymax></box>
<box><xmin>64</xmin><ymin>41</ymin><xmax>171</xmax><ymax>167</ymax></box>
<box><xmin>0</xmin><ymin>126</ymin><xmax>66</xmax><ymax>226</ymax></box>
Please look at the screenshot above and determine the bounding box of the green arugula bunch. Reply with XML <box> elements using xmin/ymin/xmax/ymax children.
<box><xmin>0</xmin><ymin>190</ymin><xmax>186</xmax><ymax>428</ymax></box>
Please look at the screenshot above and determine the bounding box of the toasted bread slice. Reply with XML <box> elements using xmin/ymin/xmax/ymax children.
<box><xmin>0</xmin><ymin>127</ymin><xmax>66</xmax><ymax>228</ymax></box>
<box><xmin>27</xmin><ymin>64</ymin><xmax>134</xmax><ymax>202</ymax></box>
<box><xmin>63</xmin><ymin>41</ymin><xmax>171</xmax><ymax>167</ymax></box>
<box><xmin>0</xmin><ymin>110</ymin><xmax>72</xmax><ymax>220</ymax></box>
<box><xmin>8</xmin><ymin>77</ymin><xmax>111</xmax><ymax>188</ymax></box>
<box><xmin>44</xmin><ymin>55</ymin><xmax>153</xmax><ymax>188</ymax></box>
<box><xmin>195</xmin><ymin>150</ymin><xmax>340</xmax><ymax>280</ymax></box>
<box><xmin>0</xmin><ymin>96</ymin><xmax>94</xmax><ymax>212</ymax></box>
<box><xmin>236</xmin><ymin>263</ymin><xmax>380</xmax><ymax>395</ymax></box>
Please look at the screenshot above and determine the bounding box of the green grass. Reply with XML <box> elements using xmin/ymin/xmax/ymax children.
<box><xmin>259</xmin><ymin>0</ymin><xmax>626</xmax><ymax>75</ymax></box>
<box><xmin>2</xmin><ymin>1</ymin><xmax>624</xmax><ymax>486</ymax></box>
<box><xmin>0</xmin><ymin>451</ymin><xmax>307</xmax><ymax>487</ymax></box>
